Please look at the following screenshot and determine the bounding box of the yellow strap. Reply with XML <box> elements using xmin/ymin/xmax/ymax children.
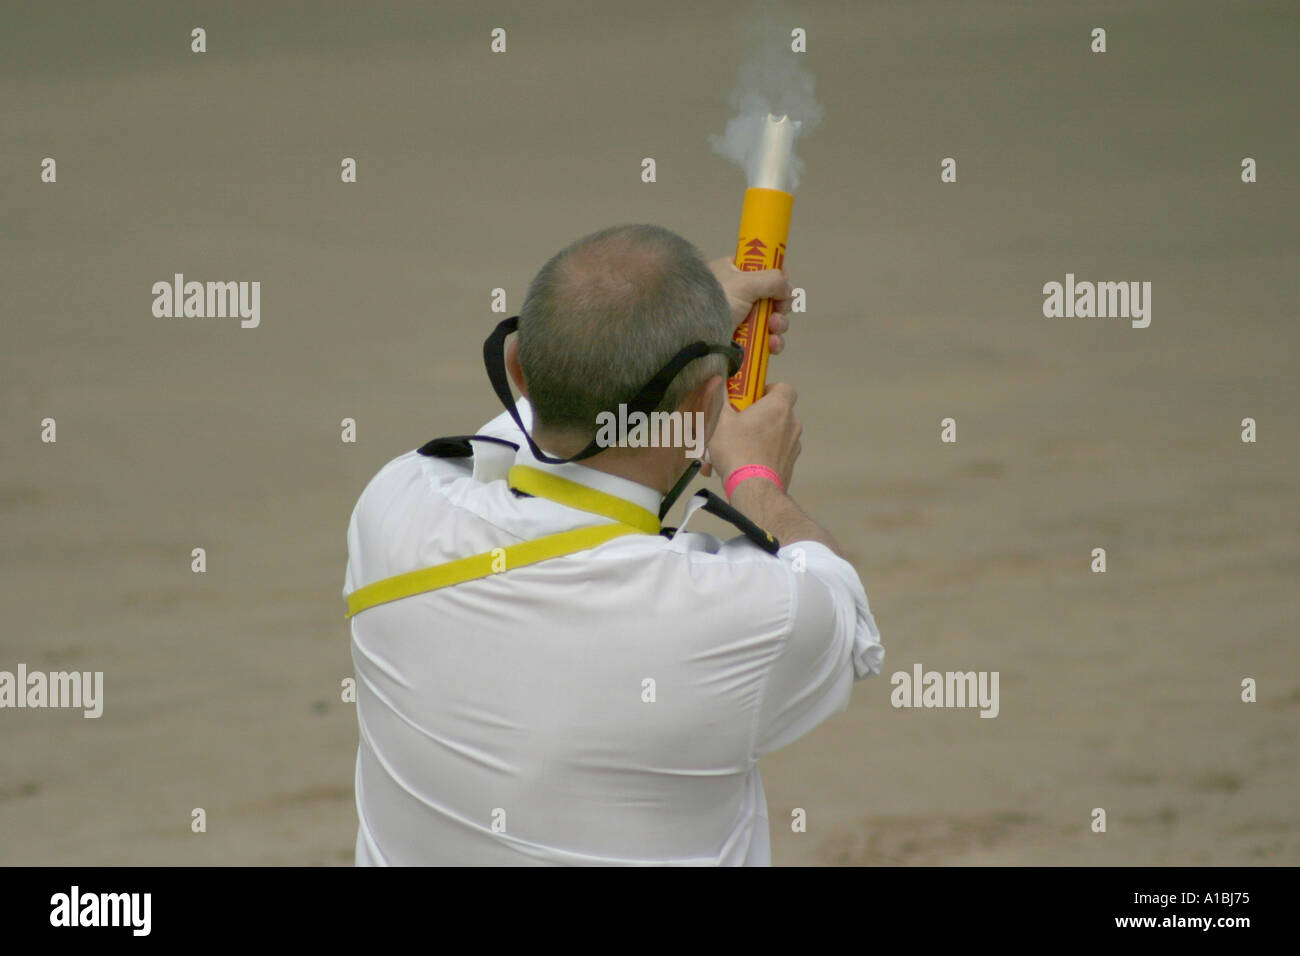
<box><xmin>507</xmin><ymin>466</ymin><xmax>661</xmax><ymax>535</ymax></box>
<box><xmin>345</xmin><ymin>521</ymin><xmax>642</xmax><ymax>618</ymax></box>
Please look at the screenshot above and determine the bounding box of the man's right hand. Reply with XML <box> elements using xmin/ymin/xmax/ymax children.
<box><xmin>707</xmin><ymin>382</ymin><xmax>803</xmax><ymax>493</ymax></box>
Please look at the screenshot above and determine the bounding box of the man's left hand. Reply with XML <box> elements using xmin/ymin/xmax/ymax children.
<box><xmin>708</xmin><ymin>258</ymin><xmax>793</xmax><ymax>355</ymax></box>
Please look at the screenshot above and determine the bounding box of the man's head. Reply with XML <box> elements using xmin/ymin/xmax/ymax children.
<box><xmin>511</xmin><ymin>225</ymin><xmax>733</xmax><ymax>462</ymax></box>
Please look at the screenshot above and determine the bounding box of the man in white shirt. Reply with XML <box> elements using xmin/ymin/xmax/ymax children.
<box><xmin>344</xmin><ymin>224</ymin><xmax>883</xmax><ymax>865</ymax></box>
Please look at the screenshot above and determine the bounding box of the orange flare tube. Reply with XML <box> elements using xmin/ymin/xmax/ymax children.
<box><xmin>728</xmin><ymin>186</ymin><xmax>793</xmax><ymax>409</ymax></box>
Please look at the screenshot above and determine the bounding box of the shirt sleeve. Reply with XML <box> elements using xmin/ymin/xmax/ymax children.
<box><xmin>752</xmin><ymin>541</ymin><xmax>884</xmax><ymax>757</ymax></box>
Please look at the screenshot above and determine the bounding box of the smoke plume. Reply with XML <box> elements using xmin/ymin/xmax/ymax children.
<box><xmin>709</xmin><ymin>1</ymin><xmax>823</xmax><ymax>191</ymax></box>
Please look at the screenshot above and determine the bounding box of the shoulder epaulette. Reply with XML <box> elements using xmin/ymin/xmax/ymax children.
<box><xmin>417</xmin><ymin>434</ymin><xmax>519</xmax><ymax>458</ymax></box>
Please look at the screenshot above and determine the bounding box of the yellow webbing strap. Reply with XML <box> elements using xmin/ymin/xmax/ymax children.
<box><xmin>345</xmin><ymin>522</ymin><xmax>641</xmax><ymax>618</ymax></box>
<box><xmin>505</xmin><ymin>465</ymin><xmax>661</xmax><ymax>535</ymax></box>
<box><xmin>344</xmin><ymin>465</ymin><xmax>661</xmax><ymax>619</ymax></box>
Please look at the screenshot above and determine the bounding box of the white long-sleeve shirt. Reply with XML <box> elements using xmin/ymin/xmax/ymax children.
<box><xmin>344</xmin><ymin>400</ymin><xmax>883</xmax><ymax>865</ymax></box>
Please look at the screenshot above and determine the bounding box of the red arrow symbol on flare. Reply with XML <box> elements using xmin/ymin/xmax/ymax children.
<box><xmin>744</xmin><ymin>238</ymin><xmax>767</xmax><ymax>255</ymax></box>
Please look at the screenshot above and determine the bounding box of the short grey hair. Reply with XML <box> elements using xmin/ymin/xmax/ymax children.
<box><xmin>517</xmin><ymin>224</ymin><xmax>732</xmax><ymax>437</ymax></box>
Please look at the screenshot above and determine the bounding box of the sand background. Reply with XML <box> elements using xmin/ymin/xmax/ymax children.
<box><xmin>1</xmin><ymin>0</ymin><xmax>1296</xmax><ymax>865</ymax></box>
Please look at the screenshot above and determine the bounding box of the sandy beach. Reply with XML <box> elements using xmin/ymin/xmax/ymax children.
<box><xmin>1</xmin><ymin>0</ymin><xmax>1296</xmax><ymax>865</ymax></box>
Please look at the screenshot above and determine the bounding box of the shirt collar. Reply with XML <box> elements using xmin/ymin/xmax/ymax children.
<box><xmin>512</xmin><ymin>438</ymin><xmax>664</xmax><ymax>517</ymax></box>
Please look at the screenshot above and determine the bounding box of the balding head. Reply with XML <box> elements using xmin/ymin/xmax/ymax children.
<box><xmin>517</xmin><ymin>224</ymin><xmax>732</xmax><ymax>442</ymax></box>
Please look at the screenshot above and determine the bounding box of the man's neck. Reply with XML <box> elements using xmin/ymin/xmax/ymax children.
<box><xmin>581</xmin><ymin>452</ymin><xmax>678</xmax><ymax>498</ymax></box>
<box><xmin>532</xmin><ymin>431</ymin><xmax>683</xmax><ymax>497</ymax></box>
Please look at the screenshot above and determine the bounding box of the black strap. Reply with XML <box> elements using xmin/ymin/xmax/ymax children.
<box><xmin>483</xmin><ymin>315</ymin><xmax>744</xmax><ymax>466</ymax></box>
<box><xmin>625</xmin><ymin>343</ymin><xmax>719</xmax><ymax>417</ymax></box>
<box><xmin>417</xmin><ymin>433</ymin><xmax>775</xmax><ymax>555</ymax></box>
<box><xmin>484</xmin><ymin>316</ymin><xmax>603</xmax><ymax>464</ymax></box>
<box><xmin>658</xmin><ymin>459</ymin><xmax>701</xmax><ymax>520</ymax></box>
<box><xmin>416</xmin><ymin>432</ymin><xmax>700</xmax><ymax>519</ymax></box>
<box><xmin>697</xmin><ymin>489</ymin><xmax>781</xmax><ymax>554</ymax></box>
<box><xmin>669</xmin><ymin>489</ymin><xmax>780</xmax><ymax>555</ymax></box>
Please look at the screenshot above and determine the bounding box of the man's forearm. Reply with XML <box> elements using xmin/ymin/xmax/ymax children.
<box><xmin>728</xmin><ymin>478</ymin><xmax>844</xmax><ymax>558</ymax></box>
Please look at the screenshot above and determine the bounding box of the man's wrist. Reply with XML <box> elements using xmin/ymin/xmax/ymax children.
<box><xmin>727</xmin><ymin>472</ymin><xmax>788</xmax><ymax>515</ymax></box>
<box><xmin>724</xmin><ymin>463</ymin><xmax>784</xmax><ymax>500</ymax></box>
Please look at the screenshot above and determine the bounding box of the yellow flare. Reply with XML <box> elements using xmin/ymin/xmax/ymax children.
<box><xmin>728</xmin><ymin>186</ymin><xmax>793</xmax><ymax>409</ymax></box>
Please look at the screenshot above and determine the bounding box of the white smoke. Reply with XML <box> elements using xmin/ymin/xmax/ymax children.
<box><xmin>709</xmin><ymin>0</ymin><xmax>823</xmax><ymax>191</ymax></box>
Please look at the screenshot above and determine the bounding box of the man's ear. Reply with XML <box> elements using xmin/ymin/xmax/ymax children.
<box><xmin>505</xmin><ymin>337</ymin><xmax>529</xmax><ymax>397</ymax></box>
<box><xmin>684</xmin><ymin>374</ymin><xmax>727</xmax><ymax>432</ymax></box>
<box><xmin>705</xmin><ymin>374</ymin><xmax>726</xmax><ymax>415</ymax></box>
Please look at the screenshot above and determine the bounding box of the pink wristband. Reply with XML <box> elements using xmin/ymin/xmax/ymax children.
<box><xmin>724</xmin><ymin>464</ymin><xmax>784</xmax><ymax>500</ymax></box>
